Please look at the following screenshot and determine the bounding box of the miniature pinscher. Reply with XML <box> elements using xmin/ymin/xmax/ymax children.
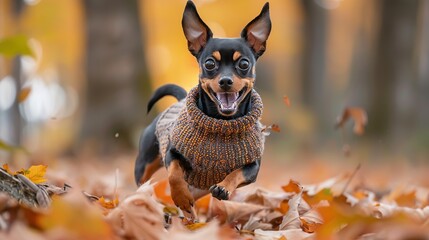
<box><xmin>135</xmin><ymin>0</ymin><xmax>271</xmax><ymax>213</ymax></box>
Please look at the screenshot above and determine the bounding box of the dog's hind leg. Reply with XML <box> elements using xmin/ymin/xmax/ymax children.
<box><xmin>134</xmin><ymin>116</ymin><xmax>163</xmax><ymax>185</ymax></box>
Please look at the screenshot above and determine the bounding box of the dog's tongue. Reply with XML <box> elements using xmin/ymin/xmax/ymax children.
<box><xmin>216</xmin><ymin>92</ymin><xmax>239</xmax><ymax>110</ymax></box>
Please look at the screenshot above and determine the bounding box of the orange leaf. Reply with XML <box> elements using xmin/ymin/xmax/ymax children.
<box><xmin>300</xmin><ymin>218</ymin><xmax>317</xmax><ymax>233</ymax></box>
<box><xmin>18</xmin><ymin>87</ymin><xmax>31</xmax><ymax>103</ymax></box>
<box><xmin>271</xmin><ymin>124</ymin><xmax>281</xmax><ymax>133</ymax></box>
<box><xmin>98</xmin><ymin>196</ymin><xmax>119</xmax><ymax>209</ymax></box>
<box><xmin>283</xmin><ymin>95</ymin><xmax>291</xmax><ymax>107</ymax></box>
<box><xmin>281</xmin><ymin>179</ymin><xmax>302</xmax><ymax>194</ymax></box>
<box><xmin>195</xmin><ymin>194</ymin><xmax>211</xmax><ymax>214</ymax></box>
<box><xmin>335</xmin><ymin>107</ymin><xmax>368</xmax><ymax>135</ymax></box>
<box><xmin>154</xmin><ymin>179</ymin><xmax>174</xmax><ymax>205</ymax></box>
<box><xmin>278</xmin><ymin>199</ymin><xmax>290</xmax><ymax>214</ymax></box>
<box><xmin>2</xmin><ymin>164</ymin><xmax>13</xmax><ymax>174</ymax></box>
<box><xmin>395</xmin><ymin>190</ymin><xmax>416</xmax><ymax>208</ymax></box>
<box><xmin>303</xmin><ymin>188</ymin><xmax>333</xmax><ymax>207</ymax></box>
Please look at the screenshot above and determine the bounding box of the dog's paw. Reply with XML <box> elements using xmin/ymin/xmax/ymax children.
<box><xmin>171</xmin><ymin>188</ymin><xmax>194</xmax><ymax>213</ymax></box>
<box><xmin>209</xmin><ymin>185</ymin><xmax>230</xmax><ymax>200</ymax></box>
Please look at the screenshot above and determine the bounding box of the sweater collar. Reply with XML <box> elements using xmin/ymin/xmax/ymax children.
<box><xmin>185</xmin><ymin>87</ymin><xmax>263</xmax><ymax>134</ymax></box>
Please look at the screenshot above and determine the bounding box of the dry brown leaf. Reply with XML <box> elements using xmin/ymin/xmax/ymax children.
<box><xmin>106</xmin><ymin>184</ymin><xmax>165</xmax><ymax>240</ymax></box>
<box><xmin>282</xmin><ymin>179</ymin><xmax>302</xmax><ymax>194</ymax></box>
<box><xmin>300</xmin><ymin>218</ymin><xmax>317</xmax><ymax>233</ymax></box>
<box><xmin>279</xmin><ymin>192</ymin><xmax>302</xmax><ymax>230</ymax></box>
<box><xmin>163</xmin><ymin>218</ymin><xmax>228</xmax><ymax>240</ymax></box>
<box><xmin>283</xmin><ymin>96</ymin><xmax>291</xmax><ymax>107</ymax></box>
<box><xmin>209</xmin><ymin>198</ymin><xmax>269</xmax><ymax>224</ymax></box>
<box><xmin>18</xmin><ymin>87</ymin><xmax>31</xmax><ymax>103</ymax></box>
<box><xmin>254</xmin><ymin>229</ymin><xmax>314</xmax><ymax>240</ymax></box>
<box><xmin>335</xmin><ymin>107</ymin><xmax>368</xmax><ymax>135</ymax></box>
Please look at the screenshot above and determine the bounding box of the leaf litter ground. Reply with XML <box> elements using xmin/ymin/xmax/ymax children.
<box><xmin>1</xmin><ymin>152</ymin><xmax>429</xmax><ymax>240</ymax></box>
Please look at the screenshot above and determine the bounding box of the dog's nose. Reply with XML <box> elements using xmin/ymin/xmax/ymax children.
<box><xmin>218</xmin><ymin>77</ymin><xmax>233</xmax><ymax>90</ymax></box>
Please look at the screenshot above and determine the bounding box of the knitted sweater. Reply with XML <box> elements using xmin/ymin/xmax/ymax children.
<box><xmin>155</xmin><ymin>87</ymin><xmax>265</xmax><ymax>189</ymax></box>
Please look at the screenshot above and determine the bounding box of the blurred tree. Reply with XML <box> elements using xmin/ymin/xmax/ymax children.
<box><xmin>368</xmin><ymin>0</ymin><xmax>419</xmax><ymax>142</ymax></box>
<box><xmin>81</xmin><ymin>0</ymin><xmax>151</xmax><ymax>153</ymax></box>
<box><xmin>300</xmin><ymin>0</ymin><xmax>330</xmax><ymax>135</ymax></box>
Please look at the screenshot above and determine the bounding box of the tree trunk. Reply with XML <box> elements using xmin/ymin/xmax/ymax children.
<box><xmin>300</xmin><ymin>0</ymin><xmax>330</xmax><ymax>134</ymax></box>
<box><xmin>368</xmin><ymin>0</ymin><xmax>419</xmax><ymax>142</ymax></box>
<box><xmin>81</xmin><ymin>0</ymin><xmax>151</xmax><ymax>153</ymax></box>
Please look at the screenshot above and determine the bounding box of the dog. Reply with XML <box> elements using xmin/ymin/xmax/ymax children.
<box><xmin>135</xmin><ymin>0</ymin><xmax>271</xmax><ymax>213</ymax></box>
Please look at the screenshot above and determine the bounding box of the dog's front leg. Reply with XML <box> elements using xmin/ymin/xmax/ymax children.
<box><xmin>166</xmin><ymin>149</ymin><xmax>194</xmax><ymax>213</ymax></box>
<box><xmin>210</xmin><ymin>159</ymin><xmax>261</xmax><ymax>200</ymax></box>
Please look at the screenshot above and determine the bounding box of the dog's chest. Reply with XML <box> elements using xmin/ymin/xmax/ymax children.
<box><xmin>173</xmin><ymin>112</ymin><xmax>263</xmax><ymax>189</ymax></box>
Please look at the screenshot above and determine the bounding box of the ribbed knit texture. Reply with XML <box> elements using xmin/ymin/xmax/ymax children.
<box><xmin>156</xmin><ymin>87</ymin><xmax>265</xmax><ymax>189</ymax></box>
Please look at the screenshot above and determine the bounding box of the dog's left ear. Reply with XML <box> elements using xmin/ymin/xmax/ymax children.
<box><xmin>182</xmin><ymin>1</ymin><xmax>213</xmax><ymax>57</ymax></box>
<box><xmin>241</xmin><ymin>3</ymin><xmax>271</xmax><ymax>58</ymax></box>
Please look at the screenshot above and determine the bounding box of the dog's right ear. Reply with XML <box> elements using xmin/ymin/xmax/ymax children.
<box><xmin>182</xmin><ymin>1</ymin><xmax>212</xmax><ymax>56</ymax></box>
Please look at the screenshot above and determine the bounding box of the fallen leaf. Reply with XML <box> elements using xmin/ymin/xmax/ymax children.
<box><xmin>98</xmin><ymin>196</ymin><xmax>119</xmax><ymax>210</ymax></box>
<box><xmin>282</xmin><ymin>179</ymin><xmax>302</xmax><ymax>194</ymax></box>
<box><xmin>20</xmin><ymin>165</ymin><xmax>47</xmax><ymax>184</ymax></box>
<box><xmin>27</xmin><ymin>190</ymin><xmax>113</xmax><ymax>239</ymax></box>
<box><xmin>300</xmin><ymin>218</ymin><xmax>317</xmax><ymax>233</ymax></box>
<box><xmin>335</xmin><ymin>107</ymin><xmax>368</xmax><ymax>135</ymax></box>
<box><xmin>186</xmin><ymin>222</ymin><xmax>207</xmax><ymax>231</ymax></box>
<box><xmin>106</xmin><ymin>184</ymin><xmax>165</xmax><ymax>240</ymax></box>
<box><xmin>153</xmin><ymin>179</ymin><xmax>174</xmax><ymax>205</ymax></box>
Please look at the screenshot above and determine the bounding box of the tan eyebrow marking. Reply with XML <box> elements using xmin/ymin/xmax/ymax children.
<box><xmin>233</xmin><ymin>51</ymin><xmax>242</xmax><ymax>61</ymax></box>
<box><xmin>212</xmin><ymin>51</ymin><xmax>221</xmax><ymax>61</ymax></box>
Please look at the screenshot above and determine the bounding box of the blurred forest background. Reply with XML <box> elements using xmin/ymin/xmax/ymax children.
<box><xmin>0</xmin><ymin>0</ymin><xmax>428</xmax><ymax>169</ymax></box>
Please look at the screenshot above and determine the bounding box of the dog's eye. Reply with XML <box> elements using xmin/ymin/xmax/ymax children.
<box><xmin>204</xmin><ymin>59</ymin><xmax>216</xmax><ymax>71</ymax></box>
<box><xmin>238</xmin><ymin>59</ymin><xmax>250</xmax><ymax>70</ymax></box>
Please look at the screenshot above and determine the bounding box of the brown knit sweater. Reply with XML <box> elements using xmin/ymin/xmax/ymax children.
<box><xmin>155</xmin><ymin>87</ymin><xmax>265</xmax><ymax>189</ymax></box>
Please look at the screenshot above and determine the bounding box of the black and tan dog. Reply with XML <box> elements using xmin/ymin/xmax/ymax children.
<box><xmin>135</xmin><ymin>1</ymin><xmax>271</xmax><ymax>213</ymax></box>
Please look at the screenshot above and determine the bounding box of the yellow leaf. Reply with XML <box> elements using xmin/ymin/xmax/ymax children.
<box><xmin>22</xmin><ymin>165</ymin><xmax>47</xmax><ymax>184</ymax></box>
<box><xmin>186</xmin><ymin>222</ymin><xmax>207</xmax><ymax>231</ymax></box>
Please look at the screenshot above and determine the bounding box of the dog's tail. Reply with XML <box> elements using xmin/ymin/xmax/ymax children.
<box><xmin>147</xmin><ymin>84</ymin><xmax>187</xmax><ymax>113</ymax></box>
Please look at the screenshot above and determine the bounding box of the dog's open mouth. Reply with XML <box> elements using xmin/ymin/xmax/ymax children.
<box><xmin>211</xmin><ymin>88</ymin><xmax>247</xmax><ymax>115</ymax></box>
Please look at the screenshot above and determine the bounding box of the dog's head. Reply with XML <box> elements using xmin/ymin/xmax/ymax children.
<box><xmin>182</xmin><ymin>1</ymin><xmax>271</xmax><ymax>118</ymax></box>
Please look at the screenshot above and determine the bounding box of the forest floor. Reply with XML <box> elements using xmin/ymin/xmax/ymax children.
<box><xmin>1</xmin><ymin>149</ymin><xmax>428</xmax><ymax>240</ymax></box>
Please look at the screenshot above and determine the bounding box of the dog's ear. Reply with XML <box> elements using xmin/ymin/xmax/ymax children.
<box><xmin>182</xmin><ymin>1</ymin><xmax>213</xmax><ymax>56</ymax></box>
<box><xmin>241</xmin><ymin>2</ymin><xmax>271</xmax><ymax>58</ymax></box>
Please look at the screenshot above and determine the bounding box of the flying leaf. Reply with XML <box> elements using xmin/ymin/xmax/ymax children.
<box><xmin>335</xmin><ymin>107</ymin><xmax>368</xmax><ymax>135</ymax></box>
<box><xmin>18</xmin><ymin>87</ymin><xmax>32</xmax><ymax>103</ymax></box>
<box><xmin>283</xmin><ymin>95</ymin><xmax>291</xmax><ymax>107</ymax></box>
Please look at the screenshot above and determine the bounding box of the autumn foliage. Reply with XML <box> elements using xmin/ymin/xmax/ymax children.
<box><xmin>1</xmin><ymin>160</ymin><xmax>429</xmax><ymax>240</ymax></box>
